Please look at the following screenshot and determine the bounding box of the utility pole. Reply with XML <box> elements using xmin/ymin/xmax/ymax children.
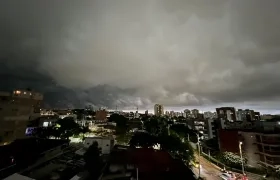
<box><xmin>239</xmin><ymin>141</ymin><xmax>245</xmax><ymax>175</ymax></box>
<box><xmin>136</xmin><ymin>167</ymin><xmax>138</xmax><ymax>180</ymax></box>
<box><xmin>197</xmin><ymin>133</ymin><xmax>201</xmax><ymax>178</ymax></box>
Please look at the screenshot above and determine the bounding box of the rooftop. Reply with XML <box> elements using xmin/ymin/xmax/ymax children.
<box><xmin>0</xmin><ymin>138</ymin><xmax>69</xmax><ymax>176</ymax></box>
<box><xmin>102</xmin><ymin>148</ymin><xmax>195</xmax><ymax>180</ymax></box>
<box><xmin>21</xmin><ymin>150</ymin><xmax>84</xmax><ymax>180</ymax></box>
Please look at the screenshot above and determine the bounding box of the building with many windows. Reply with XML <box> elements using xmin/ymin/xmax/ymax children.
<box><xmin>154</xmin><ymin>104</ymin><xmax>164</xmax><ymax>116</ymax></box>
<box><xmin>218</xmin><ymin>118</ymin><xmax>280</xmax><ymax>170</ymax></box>
<box><xmin>216</xmin><ymin>107</ymin><xmax>236</xmax><ymax>121</ymax></box>
<box><xmin>0</xmin><ymin>90</ymin><xmax>43</xmax><ymax>145</ymax></box>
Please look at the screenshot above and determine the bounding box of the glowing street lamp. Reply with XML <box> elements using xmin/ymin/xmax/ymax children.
<box><xmin>239</xmin><ymin>141</ymin><xmax>245</xmax><ymax>175</ymax></box>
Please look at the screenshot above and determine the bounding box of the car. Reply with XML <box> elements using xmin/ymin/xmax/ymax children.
<box><xmin>191</xmin><ymin>161</ymin><xmax>200</xmax><ymax>168</ymax></box>
<box><xmin>219</xmin><ymin>173</ymin><xmax>236</xmax><ymax>180</ymax></box>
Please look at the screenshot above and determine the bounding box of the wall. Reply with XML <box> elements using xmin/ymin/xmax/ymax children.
<box><xmin>95</xmin><ymin>110</ymin><xmax>108</xmax><ymax>120</ymax></box>
<box><xmin>84</xmin><ymin>137</ymin><xmax>114</xmax><ymax>154</ymax></box>
<box><xmin>239</xmin><ymin>131</ymin><xmax>259</xmax><ymax>167</ymax></box>
<box><xmin>218</xmin><ymin>129</ymin><xmax>240</xmax><ymax>153</ymax></box>
<box><xmin>0</xmin><ymin>90</ymin><xmax>43</xmax><ymax>145</ymax></box>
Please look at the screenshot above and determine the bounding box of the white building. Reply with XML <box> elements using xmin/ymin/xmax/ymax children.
<box><xmin>84</xmin><ymin>137</ymin><xmax>115</xmax><ymax>154</ymax></box>
<box><xmin>154</xmin><ymin>104</ymin><xmax>164</xmax><ymax>116</ymax></box>
<box><xmin>236</xmin><ymin>109</ymin><xmax>246</xmax><ymax>121</ymax></box>
<box><xmin>203</xmin><ymin>111</ymin><xmax>216</xmax><ymax>119</ymax></box>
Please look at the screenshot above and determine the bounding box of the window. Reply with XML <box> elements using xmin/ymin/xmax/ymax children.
<box><xmin>1</xmin><ymin>97</ymin><xmax>8</xmax><ymax>101</ymax></box>
<box><xmin>266</xmin><ymin>156</ymin><xmax>273</xmax><ymax>161</ymax></box>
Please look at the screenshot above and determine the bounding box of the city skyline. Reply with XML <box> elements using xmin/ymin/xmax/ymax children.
<box><xmin>1</xmin><ymin>1</ymin><xmax>280</xmax><ymax>113</ymax></box>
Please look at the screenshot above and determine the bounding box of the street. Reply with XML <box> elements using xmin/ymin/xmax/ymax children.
<box><xmin>192</xmin><ymin>155</ymin><xmax>266</xmax><ymax>180</ymax></box>
<box><xmin>192</xmin><ymin>155</ymin><xmax>221</xmax><ymax>180</ymax></box>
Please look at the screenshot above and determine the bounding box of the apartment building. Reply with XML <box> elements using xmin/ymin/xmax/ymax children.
<box><xmin>0</xmin><ymin>90</ymin><xmax>43</xmax><ymax>145</ymax></box>
<box><xmin>188</xmin><ymin>119</ymin><xmax>205</xmax><ymax>135</ymax></box>
<box><xmin>255</xmin><ymin>133</ymin><xmax>280</xmax><ymax>169</ymax></box>
<box><xmin>218</xmin><ymin>118</ymin><xmax>280</xmax><ymax>169</ymax></box>
<box><xmin>216</xmin><ymin>107</ymin><xmax>236</xmax><ymax>121</ymax></box>
<box><xmin>204</xmin><ymin>118</ymin><xmax>225</xmax><ymax>140</ymax></box>
<box><xmin>154</xmin><ymin>104</ymin><xmax>164</xmax><ymax>116</ymax></box>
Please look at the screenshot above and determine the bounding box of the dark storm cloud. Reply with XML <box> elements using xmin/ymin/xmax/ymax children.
<box><xmin>1</xmin><ymin>0</ymin><xmax>280</xmax><ymax>111</ymax></box>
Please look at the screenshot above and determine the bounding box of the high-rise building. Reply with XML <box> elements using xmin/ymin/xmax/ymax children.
<box><xmin>203</xmin><ymin>111</ymin><xmax>216</xmax><ymax>119</ymax></box>
<box><xmin>216</xmin><ymin>107</ymin><xmax>236</xmax><ymax>121</ymax></box>
<box><xmin>254</xmin><ymin>112</ymin><xmax>261</xmax><ymax>121</ymax></box>
<box><xmin>191</xmin><ymin>109</ymin><xmax>199</xmax><ymax>118</ymax></box>
<box><xmin>145</xmin><ymin>110</ymin><xmax>148</xmax><ymax>115</ymax></box>
<box><xmin>95</xmin><ymin>109</ymin><xmax>108</xmax><ymax>121</ymax></box>
<box><xmin>154</xmin><ymin>104</ymin><xmax>164</xmax><ymax>116</ymax></box>
<box><xmin>236</xmin><ymin>109</ymin><xmax>246</xmax><ymax>121</ymax></box>
<box><xmin>236</xmin><ymin>109</ymin><xmax>260</xmax><ymax>122</ymax></box>
<box><xmin>0</xmin><ymin>90</ymin><xmax>43</xmax><ymax>145</ymax></box>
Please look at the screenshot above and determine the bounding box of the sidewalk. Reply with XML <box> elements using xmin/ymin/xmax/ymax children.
<box><xmin>200</xmin><ymin>152</ymin><xmax>271</xmax><ymax>180</ymax></box>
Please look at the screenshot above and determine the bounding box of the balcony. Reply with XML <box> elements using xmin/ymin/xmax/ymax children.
<box><xmin>264</xmin><ymin>150</ymin><xmax>280</xmax><ymax>156</ymax></box>
<box><xmin>262</xmin><ymin>140</ymin><xmax>280</xmax><ymax>145</ymax></box>
<box><xmin>265</xmin><ymin>160</ymin><xmax>280</xmax><ymax>166</ymax></box>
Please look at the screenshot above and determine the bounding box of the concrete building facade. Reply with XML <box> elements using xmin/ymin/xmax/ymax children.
<box><xmin>154</xmin><ymin>104</ymin><xmax>164</xmax><ymax>116</ymax></box>
<box><xmin>84</xmin><ymin>137</ymin><xmax>114</xmax><ymax>154</ymax></box>
<box><xmin>216</xmin><ymin>107</ymin><xmax>236</xmax><ymax>121</ymax></box>
<box><xmin>0</xmin><ymin>90</ymin><xmax>43</xmax><ymax>145</ymax></box>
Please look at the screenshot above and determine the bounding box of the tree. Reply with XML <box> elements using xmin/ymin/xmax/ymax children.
<box><xmin>158</xmin><ymin>134</ymin><xmax>182</xmax><ymax>152</ymax></box>
<box><xmin>144</xmin><ymin>118</ymin><xmax>162</xmax><ymax>135</ymax></box>
<box><xmin>84</xmin><ymin>142</ymin><xmax>102</xmax><ymax>178</ymax></box>
<box><xmin>129</xmin><ymin>132</ymin><xmax>158</xmax><ymax>148</ymax></box>
<box><xmin>158</xmin><ymin>133</ymin><xmax>194</xmax><ymax>162</ymax></box>
<box><xmin>79</xmin><ymin>126</ymin><xmax>90</xmax><ymax>140</ymax></box>
<box><xmin>203</xmin><ymin>138</ymin><xmax>219</xmax><ymax>150</ymax></box>
<box><xmin>55</xmin><ymin>118</ymin><xmax>81</xmax><ymax>139</ymax></box>
<box><xmin>170</xmin><ymin>124</ymin><xmax>200</xmax><ymax>143</ymax></box>
<box><xmin>108</xmin><ymin>114</ymin><xmax>128</xmax><ymax>127</ymax></box>
<box><xmin>116</xmin><ymin>132</ymin><xmax>132</xmax><ymax>145</ymax></box>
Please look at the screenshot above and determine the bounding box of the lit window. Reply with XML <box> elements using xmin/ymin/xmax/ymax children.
<box><xmin>15</xmin><ymin>90</ymin><xmax>21</xmax><ymax>94</ymax></box>
<box><xmin>24</xmin><ymin>92</ymin><xmax>26</xmax><ymax>94</ymax></box>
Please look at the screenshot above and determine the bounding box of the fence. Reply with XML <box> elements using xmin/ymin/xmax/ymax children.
<box><xmin>201</xmin><ymin>152</ymin><xmax>265</xmax><ymax>178</ymax></box>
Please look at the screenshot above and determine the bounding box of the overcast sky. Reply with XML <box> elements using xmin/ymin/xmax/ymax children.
<box><xmin>0</xmin><ymin>0</ymin><xmax>280</xmax><ymax>113</ymax></box>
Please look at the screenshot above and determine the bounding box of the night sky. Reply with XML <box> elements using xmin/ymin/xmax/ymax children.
<box><xmin>0</xmin><ymin>0</ymin><xmax>280</xmax><ymax>113</ymax></box>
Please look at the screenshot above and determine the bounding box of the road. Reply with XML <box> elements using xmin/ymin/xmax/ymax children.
<box><xmin>192</xmin><ymin>155</ymin><xmax>266</xmax><ymax>180</ymax></box>
<box><xmin>192</xmin><ymin>155</ymin><xmax>221</xmax><ymax>180</ymax></box>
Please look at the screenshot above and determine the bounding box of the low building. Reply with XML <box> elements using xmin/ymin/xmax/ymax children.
<box><xmin>95</xmin><ymin>109</ymin><xmax>108</xmax><ymax>121</ymax></box>
<box><xmin>0</xmin><ymin>138</ymin><xmax>69</xmax><ymax>179</ymax></box>
<box><xmin>84</xmin><ymin>136</ymin><xmax>114</xmax><ymax>154</ymax></box>
<box><xmin>100</xmin><ymin>148</ymin><xmax>196</xmax><ymax>180</ymax></box>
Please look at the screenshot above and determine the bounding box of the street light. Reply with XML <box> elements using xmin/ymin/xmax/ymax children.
<box><xmin>239</xmin><ymin>141</ymin><xmax>245</xmax><ymax>175</ymax></box>
<box><xmin>197</xmin><ymin>133</ymin><xmax>201</xmax><ymax>178</ymax></box>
